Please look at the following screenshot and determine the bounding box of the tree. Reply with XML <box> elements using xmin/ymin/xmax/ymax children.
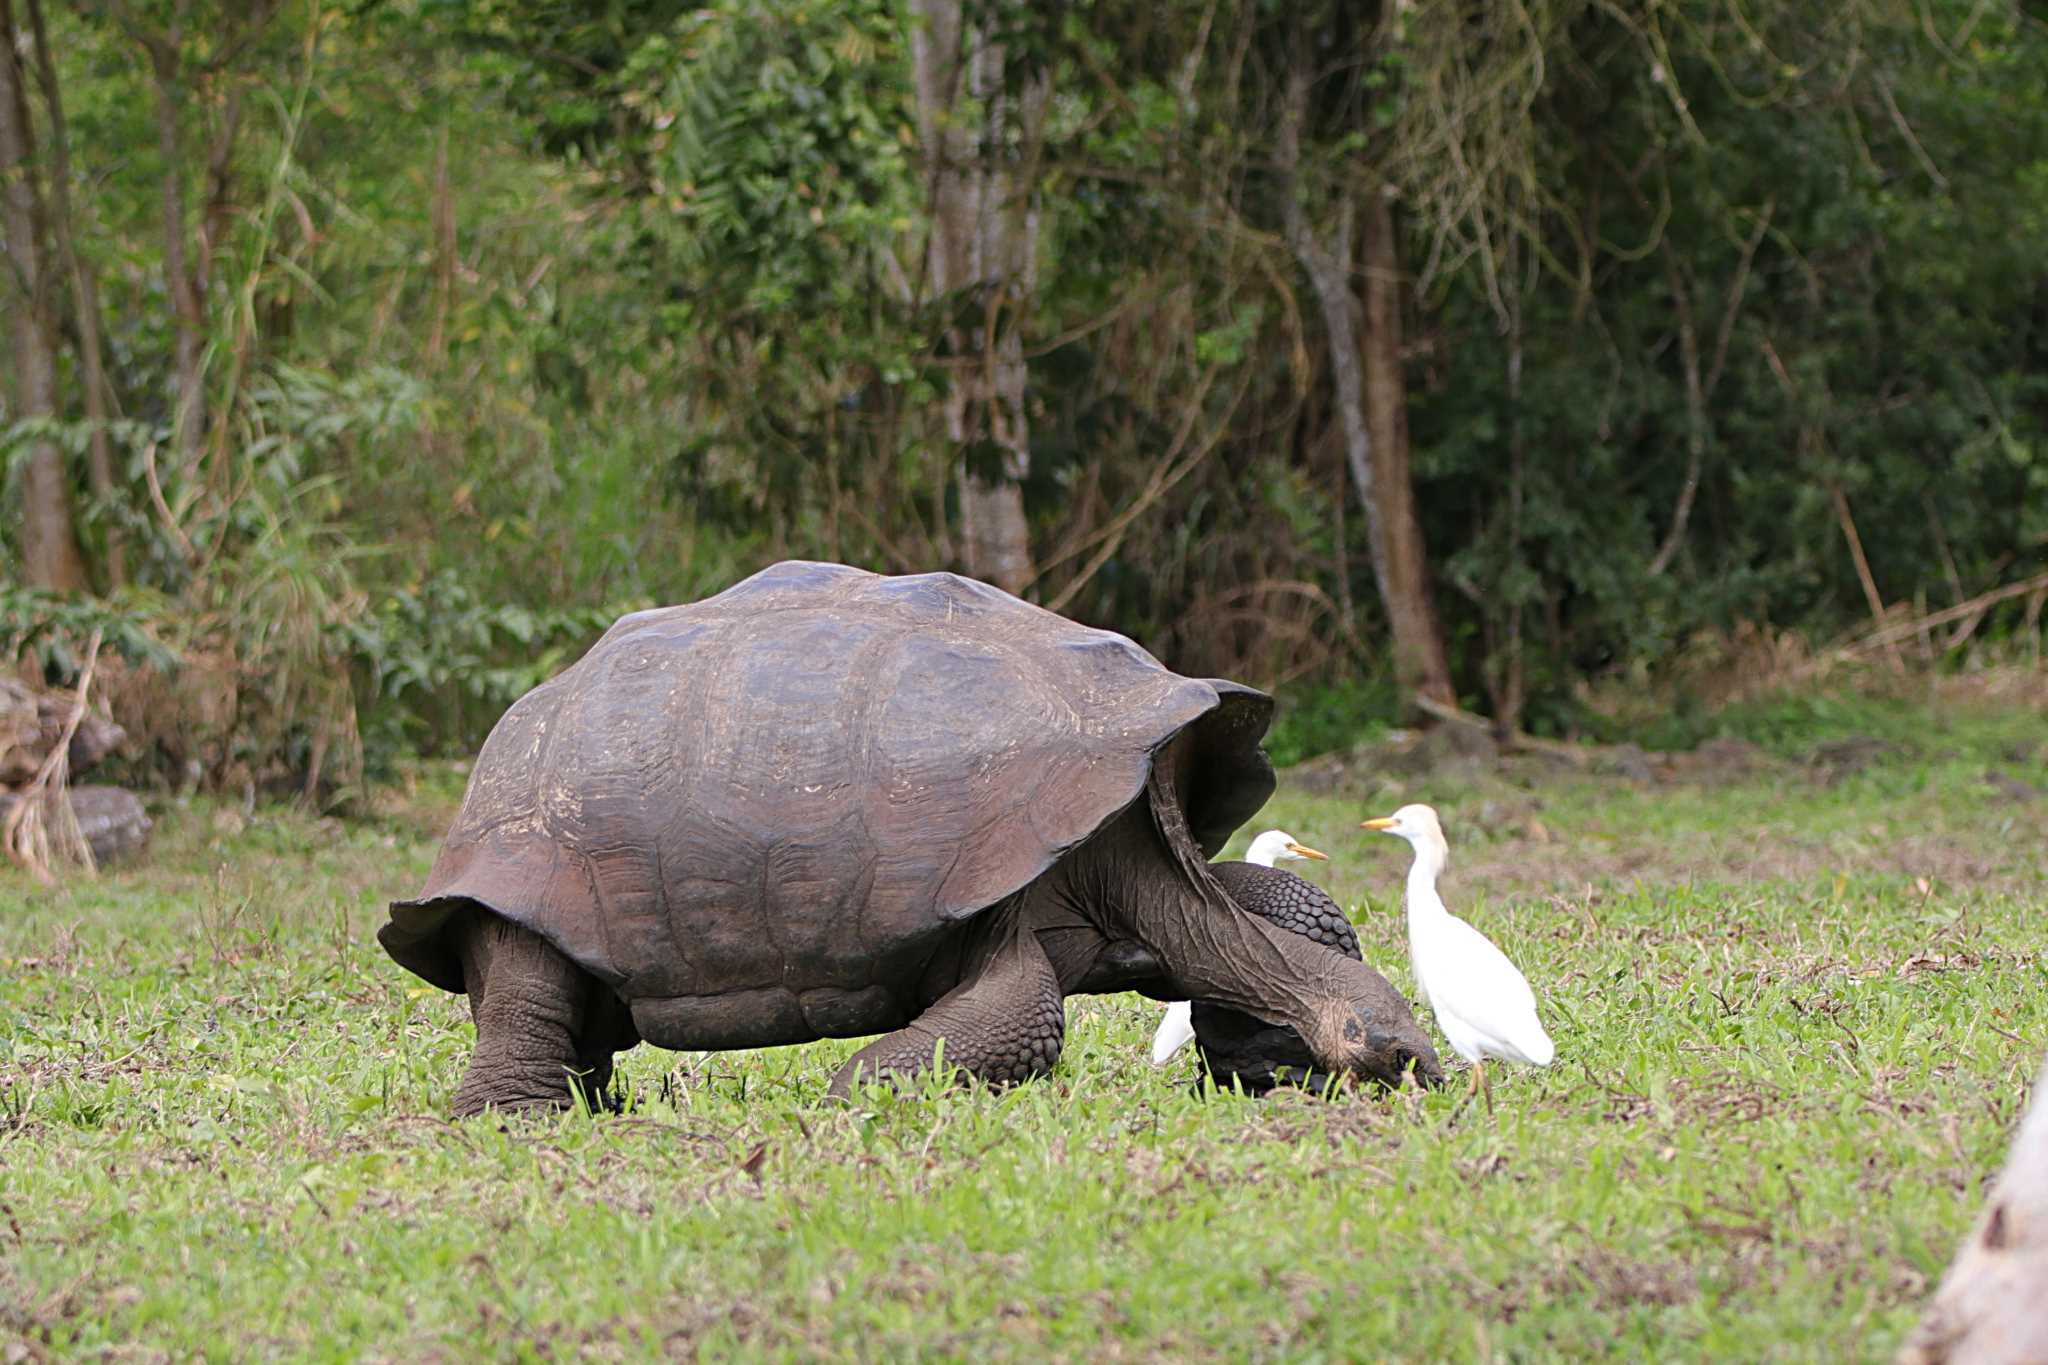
<box><xmin>95</xmin><ymin>0</ymin><xmax>281</xmax><ymax>478</ymax></box>
<box><xmin>1277</xmin><ymin>90</ymin><xmax>1454</xmax><ymax>709</ymax></box>
<box><xmin>26</xmin><ymin>0</ymin><xmax>123</xmax><ymax>585</ymax></box>
<box><xmin>0</xmin><ymin>0</ymin><xmax>89</xmax><ymax>591</ymax></box>
<box><xmin>910</xmin><ymin>0</ymin><xmax>1043</xmax><ymax>595</ymax></box>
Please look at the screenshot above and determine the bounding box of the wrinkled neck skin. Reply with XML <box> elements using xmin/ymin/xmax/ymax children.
<box><xmin>1035</xmin><ymin>776</ymin><xmax>1407</xmax><ymax>1072</ymax></box>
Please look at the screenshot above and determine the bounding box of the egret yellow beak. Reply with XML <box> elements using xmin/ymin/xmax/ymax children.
<box><xmin>1360</xmin><ymin>817</ymin><xmax>1396</xmax><ymax>831</ymax></box>
<box><xmin>1286</xmin><ymin>842</ymin><xmax>1329</xmax><ymax>861</ymax></box>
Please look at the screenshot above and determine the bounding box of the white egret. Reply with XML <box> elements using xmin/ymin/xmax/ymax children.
<box><xmin>1149</xmin><ymin>830</ymin><xmax>1330</xmax><ymax>1066</ymax></box>
<box><xmin>1360</xmin><ymin>804</ymin><xmax>1552</xmax><ymax>1110</ymax></box>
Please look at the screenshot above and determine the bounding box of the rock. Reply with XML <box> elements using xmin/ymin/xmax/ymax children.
<box><xmin>70</xmin><ymin>786</ymin><xmax>152</xmax><ymax>866</ymax></box>
<box><xmin>1693</xmin><ymin>737</ymin><xmax>1767</xmax><ymax>775</ymax></box>
<box><xmin>1594</xmin><ymin>742</ymin><xmax>1656</xmax><ymax>784</ymax></box>
<box><xmin>1806</xmin><ymin>735</ymin><xmax>1905</xmax><ymax>782</ymax></box>
<box><xmin>0</xmin><ymin>784</ymin><xmax>151</xmax><ymax>868</ymax></box>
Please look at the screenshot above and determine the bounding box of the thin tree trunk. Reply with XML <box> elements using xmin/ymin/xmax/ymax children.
<box><xmin>26</xmin><ymin>0</ymin><xmax>121</xmax><ymax>585</ymax></box>
<box><xmin>1276</xmin><ymin>65</ymin><xmax>1452</xmax><ymax>712</ymax></box>
<box><xmin>1493</xmin><ymin>237</ymin><xmax>1528</xmax><ymax>735</ymax></box>
<box><xmin>911</xmin><ymin>0</ymin><xmax>1038</xmax><ymax>596</ymax></box>
<box><xmin>426</xmin><ymin>122</ymin><xmax>454</xmax><ymax>366</ymax></box>
<box><xmin>135</xmin><ymin>7</ymin><xmax>204</xmax><ymax>475</ymax></box>
<box><xmin>196</xmin><ymin>81</ymin><xmax>240</xmax><ymax>306</ymax></box>
<box><xmin>1358</xmin><ymin>190</ymin><xmax>1456</xmax><ymax>709</ymax></box>
<box><xmin>0</xmin><ymin>0</ymin><xmax>88</xmax><ymax>591</ymax></box>
<box><xmin>1647</xmin><ymin>248</ymin><xmax>1704</xmax><ymax>578</ymax></box>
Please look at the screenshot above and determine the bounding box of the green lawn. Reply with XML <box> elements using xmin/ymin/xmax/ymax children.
<box><xmin>4</xmin><ymin>694</ymin><xmax>2045</xmax><ymax>1361</ymax></box>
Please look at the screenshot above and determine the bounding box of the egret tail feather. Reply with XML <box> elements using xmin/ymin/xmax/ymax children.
<box><xmin>1150</xmin><ymin>1001</ymin><xmax>1195</xmax><ymax>1065</ymax></box>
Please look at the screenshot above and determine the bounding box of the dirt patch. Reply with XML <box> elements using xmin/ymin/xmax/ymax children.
<box><xmin>1805</xmin><ymin>737</ymin><xmax>1908</xmax><ymax>784</ymax></box>
<box><xmin>0</xmin><ymin>1257</ymin><xmax>108</xmax><ymax>1365</ymax></box>
<box><xmin>1546</xmin><ymin>1247</ymin><xmax>1701</xmax><ymax>1310</ymax></box>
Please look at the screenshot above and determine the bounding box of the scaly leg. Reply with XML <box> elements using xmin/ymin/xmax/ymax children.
<box><xmin>450</xmin><ymin>909</ymin><xmax>627</xmax><ymax>1117</ymax></box>
<box><xmin>828</xmin><ymin>915</ymin><xmax>1064</xmax><ymax>1100</ymax></box>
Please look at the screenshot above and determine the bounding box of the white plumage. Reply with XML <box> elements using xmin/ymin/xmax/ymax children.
<box><xmin>1361</xmin><ymin>804</ymin><xmax>1552</xmax><ymax>1107</ymax></box>
<box><xmin>1148</xmin><ymin>829</ymin><xmax>1329</xmax><ymax>1066</ymax></box>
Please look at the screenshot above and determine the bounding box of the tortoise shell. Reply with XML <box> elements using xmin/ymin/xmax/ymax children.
<box><xmin>381</xmin><ymin>561</ymin><xmax>1275</xmax><ymax>1021</ymax></box>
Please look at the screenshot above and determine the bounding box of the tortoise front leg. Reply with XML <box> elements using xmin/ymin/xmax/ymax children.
<box><xmin>827</xmin><ymin>918</ymin><xmax>1065</xmax><ymax>1100</ymax></box>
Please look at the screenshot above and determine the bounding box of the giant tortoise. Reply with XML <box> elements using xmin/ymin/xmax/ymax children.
<box><xmin>380</xmin><ymin>560</ymin><xmax>1442</xmax><ymax>1114</ymax></box>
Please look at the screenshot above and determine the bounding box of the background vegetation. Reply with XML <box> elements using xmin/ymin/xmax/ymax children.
<box><xmin>4</xmin><ymin>0</ymin><xmax>2045</xmax><ymax>799</ymax></box>
<box><xmin>6</xmin><ymin>7</ymin><xmax>2046</xmax><ymax>1353</ymax></box>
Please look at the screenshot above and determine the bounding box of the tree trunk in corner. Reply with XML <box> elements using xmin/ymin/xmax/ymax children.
<box><xmin>1899</xmin><ymin>1053</ymin><xmax>2048</xmax><ymax>1364</ymax></box>
<box><xmin>1357</xmin><ymin>192</ymin><xmax>1455</xmax><ymax>709</ymax></box>
<box><xmin>910</xmin><ymin>0</ymin><xmax>1039</xmax><ymax>595</ymax></box>
<box><xmin>27</xmin><ymin>0</ymin><xmax>121</xmax><ymax>585</ymax></box>
<box><xmin>0</xmin><ymin>0</ymin><xmax>89</xmax><ymax>592</ymax></box>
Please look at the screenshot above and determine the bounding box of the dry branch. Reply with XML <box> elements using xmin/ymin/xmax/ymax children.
<box><xmin>1829</xmin><ymin>482</ymin><xmax>1905</xmax><ymax>674</ymax></box>
<box><xmin>2</xmin><ymin>628</ymin><xmax>104</xmax><ymax>883</ymax></box>
<box><xmin>1841</xmin><ymin>572</ymin><xmax>2048</xmax><ymax>658</ymax></box>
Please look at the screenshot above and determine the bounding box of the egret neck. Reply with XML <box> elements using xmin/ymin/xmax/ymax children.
<box><xmin>1402</xmin><ymin>830</ymin><xmax>1450</xmax><ymax>922</ymax></box>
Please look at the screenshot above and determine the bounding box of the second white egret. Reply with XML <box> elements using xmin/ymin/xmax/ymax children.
<box><xmin>1360</xmin><ymin>804</ymin><xmax>1553</xmax><ymax>1110</ymax></box>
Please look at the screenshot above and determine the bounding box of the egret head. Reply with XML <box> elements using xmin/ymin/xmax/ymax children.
<box><xmin>1244</xmin><ymin>829</ymin><xmax>1329</xmax><ymax>866</ymax></box>
<box><xmin>1360</xmin><ymin>804</ymin><xmax>1449</xmax><ymax>863</ymax></box>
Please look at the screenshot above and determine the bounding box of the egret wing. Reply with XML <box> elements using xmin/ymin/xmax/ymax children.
<box><xmin>1427</xmin><ymin>914</ymin><xmax>1553</xmax><ymax>1065</ymax></box>
<box><xmin>1151</xmin><ymin>1001</ymin><xmax>1196</xmax><ymax>1065</ymax></box>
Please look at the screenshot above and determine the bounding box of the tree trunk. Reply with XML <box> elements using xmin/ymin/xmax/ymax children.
<box><xmin>1900</xmin><ymin>1054</ymin><xmax>2048</xmax><ymax>1364</ymax></box>
<box><xmin>144</xmin><ymin>34</ymin><xmax>204</xmax><ymax>474</ymax></box>
<box><xmin>0</xmin><ymin>0</ymin><xmax>89</xmax><ymax>592</ymax></box>
<box><xmin>1277</xmin><ymin>65</ymin><xmax>1452</xmax><ymax>712</ymax></box>
<box><xmin>910</xmin><ymin>0</ymin><xmax>1039</xmax><ymax>596</ymax></box>
<box><xmin>1358</xmin><ymin>191</ymin><xmax>1456</xmax><ymax>710</ymax></box>
<box><xmin>427</xmin><ymin>122</ymin><xmax>454</xmax><ymax>366</ymax></box>
<box><xmin>26</xmin><ymin>0</ymin><xmax>121</xmax><ymax>585</ymax></box>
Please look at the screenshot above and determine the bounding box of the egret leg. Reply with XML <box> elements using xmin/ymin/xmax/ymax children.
<box><xmin>1477</xmin><ymin>1060</ymin><xmax>1493</xmax><ymax>1115</ymax></box>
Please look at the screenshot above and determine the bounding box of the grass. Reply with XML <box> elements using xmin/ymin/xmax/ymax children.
<box><xmin>3</xmin><ymin>691</ymin><xmax>2045</xmax><ymax>1361</ymax></box>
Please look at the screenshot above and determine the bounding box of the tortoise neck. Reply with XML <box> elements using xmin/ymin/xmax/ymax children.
<box><xmin>1066</xmin><ymin>780</ymin><xmax>1352</xmax><ymax>1037</ymax></box>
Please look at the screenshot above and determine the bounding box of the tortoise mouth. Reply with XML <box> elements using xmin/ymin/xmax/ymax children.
<box><xmin>1375</xmin><ymin>1043</ymin><xmax>1446</xmax><ymax>1090</ymax></box>
<box><xmin>1189</xmin><ymin>1010</ymin><xmax>1445</xmax><ymax>1098</ymax></box>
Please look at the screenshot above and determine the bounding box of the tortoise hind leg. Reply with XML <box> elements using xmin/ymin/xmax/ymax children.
<box><xmin>827</xmin><ymin>915</ymin><xmax>1064</xmax><ymax>1100</ymax></box>
<box><xmin>450</xmin><ymin>908</ymin><xmax>633</xmax><ymax>1117</ymax></box>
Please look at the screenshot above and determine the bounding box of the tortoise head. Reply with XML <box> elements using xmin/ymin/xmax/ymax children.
<box><xmin>1300</xmin><ymin>990</ymin><xmax>1444</xmax><ymax>1090</ymax></box>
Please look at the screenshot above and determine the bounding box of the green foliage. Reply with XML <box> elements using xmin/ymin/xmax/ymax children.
<box><xmin>342</xmin><ymin>573</ymin><xmax>634</xmax><ymax>765</ymax></box>
<box><xmin>5</xmin><ymin>0</ymin><xmax>2048</xmax><ymax>778</ymax></box>
<box><xmin>0</xmin><ymin>587</ymin><xmax>181</xmax><ymax>680</ymax></box>
<box><xmin>1263</xmin><ymin>677</ymin><xmax>1402</xmax><ymax>767</ymax></box>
